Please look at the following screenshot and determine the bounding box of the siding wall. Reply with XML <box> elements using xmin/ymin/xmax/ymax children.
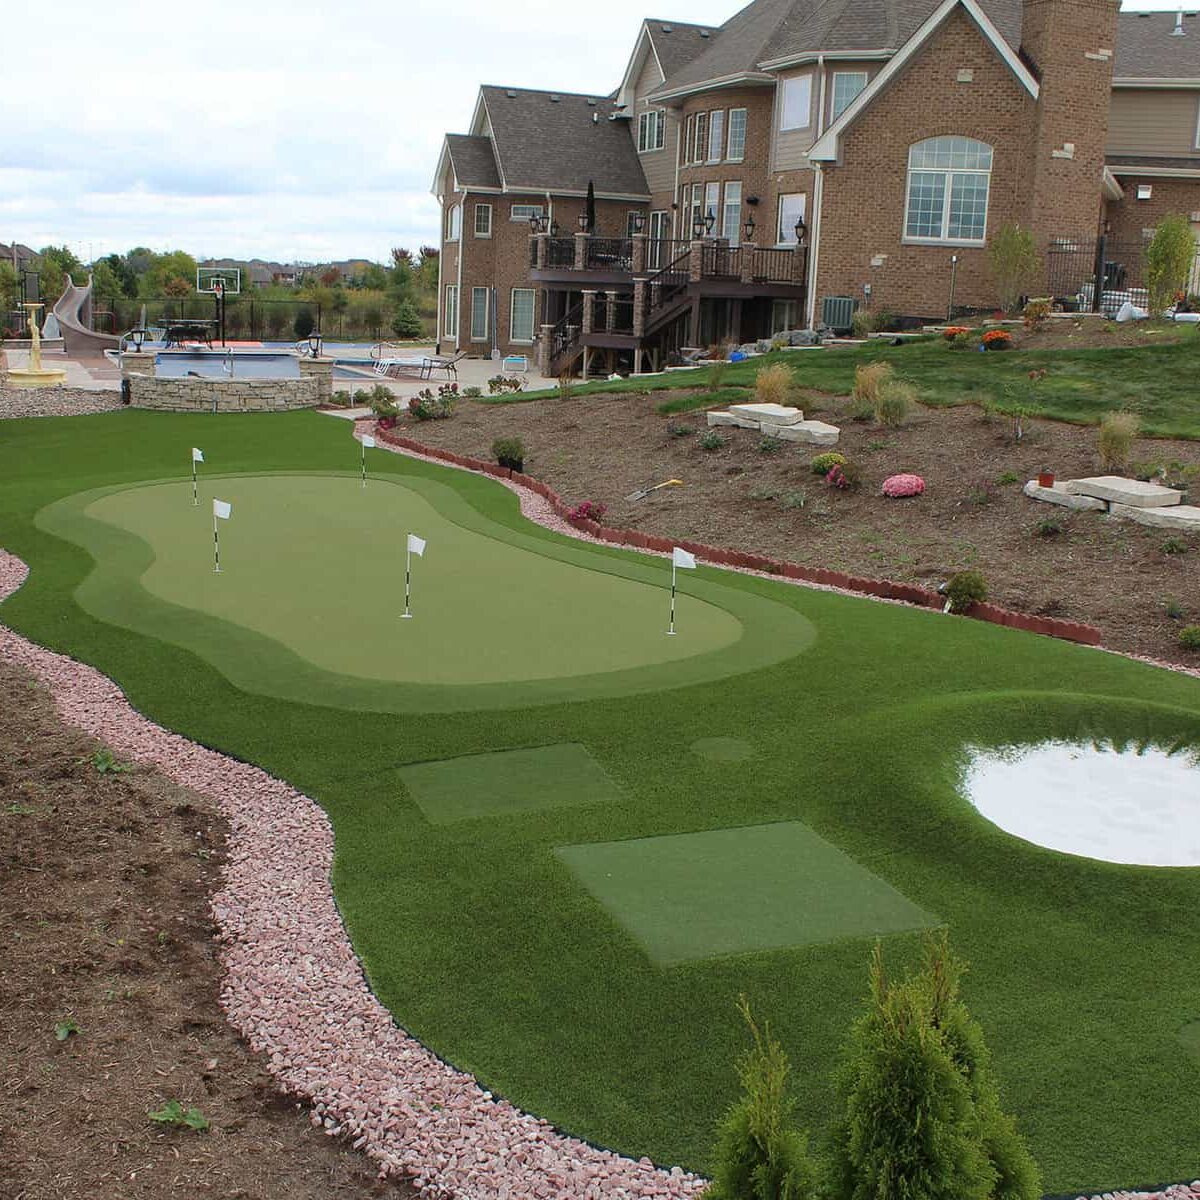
<box><xmin>771</xmin><ymin>68</ymin><xmax>814</xmax><ymax>171</ymax></box>
<box><xmin>1108</xmin><ymin>88</ymin><xmax>1200</xmax><ymax>158</ymax></box>
<box><xmin>633</xmin><ymin>52</ymin><xmax>678</xmax><ymax>197</ymax></box>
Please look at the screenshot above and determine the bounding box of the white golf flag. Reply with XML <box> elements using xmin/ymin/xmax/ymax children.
<box><xmin>191</xmin><ymin>447</ymin><xmax>204</xmax><ymax>463</ymax></box>
<box><xmin>407</xmin><ymin>533</ymin><xmax>426</xmax><ymax>557</ymax></box>
<box><xmin>672</xmin><ymin>547</ymin><xmax>697</xmax><ymax>570</ymax></box>
<box><xmin>213</xmin><ymin>499</ymin><xmax>232</xmax><ymax>520</ymax></box>
<box><xmin>362</xmin><ymin>434</ymin><xmax>376</xmax><ymax>449</ymax></box>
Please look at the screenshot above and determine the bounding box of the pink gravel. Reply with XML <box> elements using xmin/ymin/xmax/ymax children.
<box><xmin>2</xmin><ymin>429</ymin><xmax>1198</xmax><ymax>1199</ymax></box>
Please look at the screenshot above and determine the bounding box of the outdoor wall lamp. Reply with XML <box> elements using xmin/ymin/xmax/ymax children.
<box><xmin>630</xmin><ymin>211</ymin><xmax>646</xmax><ymax>234</ymax></box>
<box><xmin>692</xmin><ymin>214</ymin><xmax>705</xmax><ymax>239</ymax></box>
<box><xmin>307</xmin><ymin>329</ymin><xmax>323</xmax><ymax>358</ymax></box>
<box><xmin>528</xmin><ymin>213</ymin><xmax>547</xmax><ymax>234</ymax></box>
<box><xmin>130</xmin><ymin>327</ymin><xmax>147</xmax><ymax>351</ymax></box>
<box><xmin>794</xmin><ymin>216</ymin><xmax>808</xmax><ymax>246</ymax></box>
<box><xmin>550</xmin><ymin>220</ymin><xmax>561</xmax><ymax>237</ymax></box>
<box><xmin>577</xmin><ymin>212</ymin><xmax>590</xmax><ymax>232</ymax></box>
<box><xmin>742</xmin><ymin>213</ymin><xmax>756</xmax><ymax>242</ymax></box>
<box><xmin>704</xmin><ymin>209</ymin><xmax>716</xmax><ymax>236</ymax></box>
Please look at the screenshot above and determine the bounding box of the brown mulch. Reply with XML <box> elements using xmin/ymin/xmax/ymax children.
<box><xmin>1005</xmin><ymin>317</ymin><xmax>1191</xmax><ymax>351</ymax></box>
<box><xmin>0</xmin><ymin>660</ymin><xmax>413</xmax><ymax>1200</ymax></box>
<box><xmin>401</xmin><ymin>393</ymin><xmax>1200</xmax><ymax>668</ymax></box>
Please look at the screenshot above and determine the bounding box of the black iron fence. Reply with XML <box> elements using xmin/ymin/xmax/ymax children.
<box><xmin>586</xmin><ymin>238</ymin><xmax>633</xmax><ymax>272</ymax></box>
<box><xmin>1045</xmin><ymin>234</ymin><xmax>1200</xmax><ymax>315</ymax></box>
<box><xmin>546</xmin><ymin>238</ymin><xmax>576</xmax><ymax>268</ymax></box>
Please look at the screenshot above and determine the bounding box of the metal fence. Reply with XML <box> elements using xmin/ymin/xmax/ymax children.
<box><xmin>1045</xmin><ymin>234</ymin><xmax>1200</xmax><ymax>316</ymax></box>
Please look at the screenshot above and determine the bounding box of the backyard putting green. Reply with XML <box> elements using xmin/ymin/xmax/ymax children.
<box><xmin>4</xmin><ymin>410</ymin><xmax>1200</xmax><ymax>1192</ymax></box>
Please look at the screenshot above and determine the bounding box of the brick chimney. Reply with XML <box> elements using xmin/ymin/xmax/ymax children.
<box><xmin>1021</xmin><ymin>0</ymin><xmax>1120</xmax><ymax>247</ymax></box>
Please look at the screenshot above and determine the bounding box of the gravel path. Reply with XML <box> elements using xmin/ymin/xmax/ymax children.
<box><xmin>0</xmin><ymin>384</ymin><xmax>124</xmax><ymax>419</ymax></box>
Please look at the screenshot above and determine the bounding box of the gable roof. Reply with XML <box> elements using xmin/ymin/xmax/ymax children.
<box><xmin>445</xmin><ymin>134</ymin><xmax>502</xmax><ymax>190</ymax></box>
<box><xmin>478</xmin><ymin>86</ymin><xmax>650</xmax><ymax>197</ymax></box>
<box><xmin>808</xmin><ymin>0</ymin><xmax>1037</xmax><ymax>161</ymax></box>
<box><xmin>646</xmin><ymin>18</ymin><xmax>723</xmax><ymax>79</ymax></box>
<box><xmin>1114</xmin><ymin>10</ymin><xmax>1200</xmax><ymax>83</ymax></box>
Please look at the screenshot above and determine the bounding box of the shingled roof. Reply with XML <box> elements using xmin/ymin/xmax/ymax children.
<box><xmin>480</xmin><ymin>86</ymin><xmax>649</xmax><ymax>197</ymax></box>
<box><xmin>643</xmin><ymin>18</ymin><xmax>722</xmax><ymax>78</ymax></box>
<box><xmin>1115</xmin><ymin>10</ymin><xmax>1200</xmax><ymax>80</ymax></box>
<box><xmin>445</xmin><ymin>134</ymin><xmax>501</xmax><ymax>190</ymax></box>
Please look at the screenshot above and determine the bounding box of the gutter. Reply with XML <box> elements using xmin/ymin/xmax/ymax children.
<box><xmin>647</xmin><ymin>70</ymin><xmax>774</xmax><ymax>104</ymax></box>
<box><xmin>807</xmin><ymin>163</ymin><xmax>824</xmax><ymax>329</ymax></box>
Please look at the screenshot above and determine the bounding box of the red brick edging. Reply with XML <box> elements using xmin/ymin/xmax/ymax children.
<box><xmin>374</xmin><ymin>427</ymin><xmax>1103</xmax><ymax>649</ymax></box>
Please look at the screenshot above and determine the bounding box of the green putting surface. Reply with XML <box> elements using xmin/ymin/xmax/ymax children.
<box><xmin>401</xmin><ymin>742</ymin><xmax>621</xmax><ymax>824</ymax></box>
<box><xmin>689</xmin><ymin>736</ymin><xmax>757</xmax><ymax>762</ymax></box>
<box><xmin>555</xmin><ymin>821</ymin><xmax>939</xmax><ymax>964</ymax></box>
<box><xmin>38</xmin><ymin>471</ymin><xmax>816</xmax><ymax>712</ymax></box>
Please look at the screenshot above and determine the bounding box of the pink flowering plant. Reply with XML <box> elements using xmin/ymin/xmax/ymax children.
<box><xmin>825</xmin><ymin>462</ymin><xmax>860</xmax><ymax>491</ymax></box>
<box><xmin>882</xmin><ymin>473</ymin><xmax>926</xmax><ymax>498</ymax></box>
<box><xmin>568</xmin><ymin>500</ymin><xmax>607</xmax><ymax>523</ymax></box>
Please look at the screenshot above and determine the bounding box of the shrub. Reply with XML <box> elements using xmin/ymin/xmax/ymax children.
<box><xmin>811</xmin><ymin>452</ymin><xmax>847</xmax><ymax>477</ymax></box>
<box><xmin>781</xmin><ymin>490</ymin><xmax>808</xmax><ymax>510</ymax></box>
<box><xmin>1022</xmin><ymin>299</ymin><xmax>1052</xmax><ymax>331</ymax></box>
<box><xmin>758</xmin><ymin>435</ymin><xmax>785</xmax><ymax>455</ymax></box>
<box><xmin>331</xmin><ymin>389</ymin><xmax>352</xmax><ymax>407</ymax></box>
<box><xmin>945</xmin><ymin>570</ymin><xmax>988</xmax><ymax>613</ymax></box>
<box><xmin>1162</xmin><ymin>536</ymin><xmax>1189</xmax><ymax>556</ymax></box>
<box><xmin>826</xmin><ymin>462</ymin><xmax>861</xmax><ymax>491</ymax></box>
<box><xmin>709</xmin><ymin>359</ymin><xmax>729</xmax><ymax>389</ymax></box>
<box><xmin>557</xmin><ymin>372</ymin><xmax>574</xmax><ymax>402</ymax></box>
<box><xmin>293</xmin><ymin>310</ymin><xmax>315</xmax><ymax>339</ymax></box>
<box><xmin>366</xmin><ymin>389</ymin><xmax>398</xmax><ymax>418</ymax></box>
<box><xmin>828</xmin><ymin>935</ymin><xmax>1040</xmax><ymax>1200</ymax></box>
<box><xmin>1097</xmin><ymin>411</ymin><xmax>1139</xmax><ymax>472</ymax></box>
<box><xmin>987</xmin><ymin>223</ymin><xmax>1040</xmax><ymax>314</ymax></box>
<box><xmin>699</xmin><ymin>429</ymin><xmax>727</xmax><ymax>452</ymax></box>
<box><xmin>996</xmin><ymin>470</ymin><xmax>1021</xmax><ymax>485</ymax></box>
<box><xmin>755</xmin><ymin>362</ymin><xmax>795</xmax><ymax>407</ymax></box>
<box><xmin>853</xmin><ymin>361</ymin><xmax>893</xmax><ymax>416</ymax></box>
<box><xmin>881</xmin><ymin>473</ymin><xmax>925</xmax><ymax>498</ymax></box>
<box><xmin>1146</xmin><ymin>214</ymin><xmax>1196</xmax><ymax>316</ymax></box>
<box><xmin>876</xmin><ymin>379</ymin><xmax>916</xmax><ymax>427</ymax></box>
<box><xmin>943</xmin><ymin>325</ymin><xmax>971</xmax><ymax>342</ymax></box>
<box><xmin>707</xmin><ymin>996</ymin><xmax>817</xmax><ymax>1200</ymax></box>
<box><xmin>1036</xmin><ymin>516</ymin><xmax>1064</xmax><ymax>538</ymax></box>
<box><xmin>982</xmin><ymin>329</ymin><xmax>1013</xmax><ymax>351</ymax></box>
<box><xmin>391</xmin><ymin>300</ymin><xmax>422</xmax><ymax>338</ymax></box>
<box><xmin>1179</xmin><ymin>625</ymin><xmax>1200</xmax><ymax>652</ymax></box>
<box><xmin>567</xmin><ymin>499</ymin><xmax>607</xmax><ymax>524</ymax></box>
<box><xmin>667</xmin><ymin>422</ymin><xmax>692</xmax><ymax>438</ymax></box>
<box><xmin>408</xmin><ymin>383</ymin><xmax>456</xmax><ymax>421</ymax></box>
<box><xmin>486</xmin><ymin>374</ymin><xmax>524</xmax><ymax>394</ymax></box>
<box><xmin>461</xmin><ymin>385</ymin><xmax>482</xmax><ymax>398</ymax></box>
<box><xmin>492</xmin><ymin>436</ymin><xmax>525</xmax><ymax>471</ymax></box>
<box><xmin>850</xmin><ymin>310</ymin><xmax>874</xmax><ymax>339</ymax></box>
<box><xmin>1164</xmin><ymin>597</ymin><xmax>1185</xmax><ymax>620</ymax></box>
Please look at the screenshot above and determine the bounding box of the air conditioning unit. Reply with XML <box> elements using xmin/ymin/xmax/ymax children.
<box><xmin>821</xmin><ymin>295</ymin><xmax>859</xmax><ymax>334</ymax></box>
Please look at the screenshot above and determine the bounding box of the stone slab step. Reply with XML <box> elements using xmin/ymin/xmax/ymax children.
<box><xmin>727</xmin><ymin>402</ymin><xmax>804</xmax><ymax>426</ymax></box>
<box><xmin>761</xmin><ymin>419</ymin><xmax>841</xmax><ymax>446</ymax></box>
<box><xmin>1063</xmin><ymin>475</ymin><xmax>1182</xmax><ymax>508</ymax></box>
<box><xmin>1023</xmin><ymin>481</ymin><xmax>1107</xmax><ymax>511</ymax></box>
<box><xmin>707</xmin><ymin>411</ymin><xmax>762</xmax><ymax>429</ymax></box>
<box><xmin>1110</xmin><ymin>502</ymin><xmax>1200</xmax><ymax>530</ymax></box>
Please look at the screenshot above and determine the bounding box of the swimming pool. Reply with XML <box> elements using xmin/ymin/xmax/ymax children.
<box><xmin>154</xmin><ymin>352</ymin><xmax>300</xmax><ymax>379</ymax></box>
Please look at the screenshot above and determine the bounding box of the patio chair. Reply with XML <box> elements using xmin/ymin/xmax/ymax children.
<box><xmin>374</xmin><ymin>357</ymin><xmax>432</xmax><ymax>379</ymax></box>
<box><xmin>423</xmin><ymin>351</ymin><xmax>467</xmax><ymax>380</ymax></box>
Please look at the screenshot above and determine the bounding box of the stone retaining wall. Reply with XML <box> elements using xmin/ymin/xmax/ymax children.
<box><xmin>376</xmin><ymin>426</ymin><xmax>1104</xmax><ymax>649</ymax></box>
<box><xmin>127</xmin><ymin>372</ymin><xmax>322</xmax><ymax>412</ymax></box>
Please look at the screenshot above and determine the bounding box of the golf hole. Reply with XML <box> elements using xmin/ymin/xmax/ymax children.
<box><xmin>963</xmin><ymin>740</ymin><xmax>1200</xmax><ymax>867</ymax></box>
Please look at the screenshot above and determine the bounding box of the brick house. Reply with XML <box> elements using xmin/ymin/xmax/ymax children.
<box><xmin>431</xmin><ymin>0</ymin><xmax>1200</xmax><ymax>372</ymax></box>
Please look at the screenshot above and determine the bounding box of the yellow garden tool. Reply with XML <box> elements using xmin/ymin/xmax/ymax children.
<box><xmin>625</xmin><ymin>479</ymin><xmax>684</xmax><ymax>502</ymax></box>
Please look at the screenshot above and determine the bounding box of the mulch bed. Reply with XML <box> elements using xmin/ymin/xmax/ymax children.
<box><xmin>400</xmin><ymin>394</ymin><xmax>1200</xmax><ymax>668</ymax></box>
<box><xmin>0</xmin><ymin>658</ymin><xmax>411</xmax><ymax>1200</ymax></box>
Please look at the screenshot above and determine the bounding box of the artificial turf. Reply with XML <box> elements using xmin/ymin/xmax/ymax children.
<box><xmin>2</xmin><ymin>409</ymin><xmax>1200</xmax><ymax>1191</ymax></box>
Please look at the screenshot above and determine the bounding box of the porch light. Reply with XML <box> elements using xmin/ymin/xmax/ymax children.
<box><xmin>578</xmin><ymin>212</ymin><xmax>590</xmax><ymax>232</ymax></box>
<box><xmin>307</xmin><ymin>329</ymin><xmax>323</xmax><ymax>358</ymax></box>
<box><xmin>704</xmin><ymin>208</ymin><xmax>716</xmax><ymax>235</ymax></box>
<box><xmin>630</xmin><ymin>211</ymin><xmax>646</xmax><ymax>234</ymax></box>
<box><xmin>794</xmin><ymin>215</ymin><xmax>808</xmax><ymax>246</ymax></box>
<box><xmin>528</xmin><ymin>213</ymin><xmax>546</xmax><ymax>234</ymax></box>
<box><xmin>742</xmin><ymin>213</ymin><xmax>756</xmax><ymax>242</ymax></box>
<box><xmin>129</xmin><ymin>326</ymin><xmax>147</xmax><ymax>351</ymax></box>
<box><xmin>550</xmin><ymin>220</ymin><xmax>561</xmax><ymax>236</ymax></box>
<box><xmin>692</xmin><ymin>213</ymin><xmax>705</xmax><ymax>239</ymax></box>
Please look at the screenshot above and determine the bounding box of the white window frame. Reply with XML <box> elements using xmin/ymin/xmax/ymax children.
<box><xmin>510</xmin><ymin>203</ymin><xmax>544</xmax><ymax>223</ymax></box>
<box><xmin>721</xmin><ymin>181</ymin><xmax>742</xmax><ymax>244</ymax></box>
<box><xmin>470</xmin><ymin>286</ymin><xmax>489</xmax><ymax>342</ymax></box>
<box><xmin>831</xmin><ymin>71</ymin><xmax>869</xmax><ymax>121</ymax></box>
<box><xmin>444</xmin><ymin>284</ymin><xmax>458</xmax><ymax>342</ymax></box>
<box><xmin>693</xmin><ymin>112</ymin><xmax>708</xmax><ymax>164</ymax></box>
<box><xmin>509</xmin><ymin>288</ymin><xmax>535</xmax><ymax>344</ymax></box>
<box><xmin>474</xmin><ymin>203</ymin><xmax>492</xmax><ymax>238</ymax></box>
<box><xmin>446</xmin><ymin>204</ymin><xmax>461</xmax><ymax>242</ymax></box>
<box><xmin>776</xmin><ymin>193</ymin><xmax>807</xmax><ymax>246</ymax></box>
<box><xmin>903</xmin><ymin>137</ymin><xmax>993</xmax><ymax>246</ymax></box>
<box><xmin>727</xmin><ymin>108</ymin><xmax>747</xmax><ymax>161</ymax></box>
<box><xmin>780</xmin><ymin>74</ymin><xmax>812</xmax><ymax>131</ymax></box>
<box><xmin>638</xmin><ymin>109</ymin><xmax>665</xmax><ymax>153</ymax></box>
<box><xmin>707</xmin><ymin>110</ymin><xmax>725</xmax><ymax>163</ymax></box>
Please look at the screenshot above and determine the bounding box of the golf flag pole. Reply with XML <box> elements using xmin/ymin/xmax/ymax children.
<box><xmin>668</xmin><ymin>546</ymin><xmax>696</xmax><ymax>635</ymax></box>
<box><xmin>191</xmin><ymin>447</ymin><xmax>204</xmax><ymax>506</ymax></box>
<box><xmin>402</xmin><ymin>532</ymin><xmax>425</xmax><ymax>618</ymax></box>
<box><xmin>212</xmin><ymin>498</ymin><xmax>231</xmax><ymax>573</ymax></box>
<box><xmin>360</xmin><ymin>434</ymin><xmax>375</xmax><ymax>489</ymax></box>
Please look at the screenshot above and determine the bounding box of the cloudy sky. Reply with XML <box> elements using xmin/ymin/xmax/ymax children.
<box><xmin>0</xmin><ymin>0</ymin><xmax>1190</xmax><ymax>265</ymax></box>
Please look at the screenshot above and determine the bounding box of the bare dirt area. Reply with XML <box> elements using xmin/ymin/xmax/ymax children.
<box><xmin>401</xmin><ymin>392</ymin><xmax>1200</xmax><ymax>667</ymax></box>
<box><xmin>1000</xmin><ymin>316</ymin><xmax>1191</xmax><ymax>351</ymax></box>
<box><xmin>0</xmin><ymin>659</ymin><xmax>411</xmax><ymax>1200</ymax></box>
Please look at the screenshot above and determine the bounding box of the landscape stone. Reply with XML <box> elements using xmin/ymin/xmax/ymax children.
<box><xmin>1023</xmin><ymin>481</ymin><xmax>1108</xmax><ymax>511</ymax></box>
<box><xmin>763</xmin><ymin>419</ymin><xmax>841</xmax><ymax>446</ymax></box>
<box><xmin>1109</xmin><ymin>502</ymin><xmax>1200</xmax><ymax>530</ymax></box>
<box><xmin>727</xmin><ymin>402</ymin><xmax>804</xmax><ymax>425</ymax></box>
<box><xmin>706</xmin><ymin>411</ymin><xmax>740</xmax><ymax>427</ymax></box>
<box><xmin>1063</xmin><ymin>476</ymin><xmax>1182</xmax><ymax>508</ymax></box>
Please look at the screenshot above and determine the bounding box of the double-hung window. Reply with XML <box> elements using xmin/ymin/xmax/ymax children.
<box><xmin>727</xmin><ymin>108</ymin><xmax>747</xmax><ymax>161</ymax></box>
<box><xmin>470</xmin><ymin>287</ymin><xmax>489</xmax><ymax>342</ymax></box>
<box><xmin>443</xmin><ymin>285</ymin><xmax>458</xmax><ymax>341</ymax></box>
<box><xmin>446</xmin><ymin>204</ymin><xmax>461</xmax><ymax>242</ymax></box>
<box><xmin>904</xmin><ymin>137</ymin><xmax>993</xmax><ymax>244</ymax></box>
<box><xmin>693</xmin><ymin>112</ymin><xmax>708</xmax><ymax>164</ymax></box>
<box><xmin>638</xmin><ymin>109</ymin><xmax>665</xmax><ymax>152</ymax></box>
<box><xmin>510</xmin><ymin>288</ymin><xmax>535</xmax><ymax>343</ymax></box>
<box><xmin>779</xmin><ymin>74</ymin><xmax>812</xmax><ymax>131</ymax></box>
<box><xmin>474</xmin><ymin>203</ymin><xmax>492</xmax><ymax>237</ymax></box>
<box><xmin>722</xmin><ymin>181</ymin><xmax>742</xmax><ymax>243</ymax></box>
<box><xmin>831</xmin><ymin>72</ymin><xmax>868</xmax><ymax>121</ymax></box>
<box><xmin>777</xmin><ymin>193</ymin><xmax>807</xmax><ymax>245</ymax></box>
<box><xmin>707</xmin><ymin>110</ymin><xmax>725</xmax><ymax>162</ymax></box>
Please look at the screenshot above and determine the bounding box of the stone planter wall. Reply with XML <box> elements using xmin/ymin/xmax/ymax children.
<box><xmin>127</xmin><ymin>372</ymin><xmax>322</xmax><ymax>412</ymax></box>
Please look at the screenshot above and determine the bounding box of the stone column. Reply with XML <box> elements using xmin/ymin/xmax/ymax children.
<box><xmin>740</xmin><ymin>244</ymin><xmax>757</xmax><ymax>284</ymax></box>
<box><xmin>298</xmin><ymin>356</ymin><xmax>334</xmax><ymax>406</ymax></box>
<box><xmin>581</xmin><ymin>290</ymin><xmax>596</xmax><ymax>334</ymax></box>
<box><xmin>534</xmin><ymin>234</ymin><xmax>549</xmax><ymax>270</ymax></box>
<box><xmin>574</xmin><ymin>232</ymin><xmax>591</xmax><ymax>271</ymax></box>
<box><xmin>120</xmin><ymin>351</ymin><xmax>157</xmax><ymax>379</ymax></box>
<box><xmin>633</xmin><ymin>279</ymin><xmax>648</xmax><ymax>337</ymax></box>
<box><xmin>791</xmin><ymin>244</ymin><xmax>808</xmax><ymax>284</ymax></box>
<box><xmin>537</xmin><ymin>324</ymin><xmax>554</xmax><ymax>375</ymax></box>
<box><xmin>689</xmin><ymin>239</ymin><xmax>706</xmax><ymax>282</ymax></box>
<box><xmin>631</xmin><ymin>234</ymin><xmax>647</xmax><ymax>275</ymax></box>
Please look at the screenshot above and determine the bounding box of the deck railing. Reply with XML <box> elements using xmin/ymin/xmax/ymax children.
<box><xmin>585</xmin><ymin>238</ymin><xmax>633</xmax><ymax>272</ymax></box>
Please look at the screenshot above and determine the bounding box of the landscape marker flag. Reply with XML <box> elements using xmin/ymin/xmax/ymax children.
<box><xmin>360</xmin><ymin>434</ymin><xmax>376</xmax><ymax>488</ymax></box>
<box><xmin>191</xmin><ymin>447</ymin><xmax>204</xmax><ymax>506</ymax></box>
<box><xmin>668</xmin><ymin>546</ymin><xmax>697</xmax><ymax>635</ymax></box>
<box><xmin>402</xmin><ymin>533</ymin><xmax>426</xmax><ymax>619</ymax></box>
<box><xmin>212</xmin><ymin>498</ymin><xmax>232</xmax><ymax>573</ymax></box>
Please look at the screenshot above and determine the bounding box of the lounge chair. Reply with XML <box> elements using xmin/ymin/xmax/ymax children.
<box><xmin>374</xmin><ymin>357</ymin><xmax>432</xmax><ymax>379</ymax></box>
<box><xmin>423</xmin><ymin>351</ymin><xmax>467</xmax><ymax>380</ymax></box>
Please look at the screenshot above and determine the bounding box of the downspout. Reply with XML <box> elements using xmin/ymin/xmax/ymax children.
<box><xmin>456</xmin><ymin>189</ymin><xmax>465</xmax><ymax>351</ymax></box>
<box><xmin>435</xmin><ymin>192</ymin><xmax>445</xmax><ymax>351</ymax></box>
<box><xmin>815</xmin><ymin>55</ymin><xmax>827</xmax><ymax>135</ymax></box>
<box><xmin>807</xmin><ymin>163</ymin><xmax>823</xmax><ymax>329</ymax></box>
<box><xmin>673</xmin><ymin>107</ymin><xmax>683</xmax><ymax>235</ymax></box>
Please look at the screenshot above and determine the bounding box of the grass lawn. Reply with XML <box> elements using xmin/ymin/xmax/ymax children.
<box><xmin>509</xmin><ymin>334</ymin><xmax>1200</xmax><ymax>439</ymax></box>
<box><xmin>3</xmin><ymin>408</ymin><xmax>1200</xmax><ymax>1191</ymax></box>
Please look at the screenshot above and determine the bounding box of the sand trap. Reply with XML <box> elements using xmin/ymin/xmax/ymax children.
<box><xmin>963</xmin><ymin>741</ymin><xmax>1200</xmax><ymax>867</ymax></box>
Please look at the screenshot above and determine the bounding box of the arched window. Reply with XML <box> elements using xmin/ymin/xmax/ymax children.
<box><xmin>904</xmin><ymin>137</ymin><xmax>993</xmax><ymax>244</ymax></box>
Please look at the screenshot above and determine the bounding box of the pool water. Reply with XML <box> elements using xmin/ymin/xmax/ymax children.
<box><xmin>154</xmin><ymin>352</ymin><xmax>300</xmax><ymax>380</ymax></box>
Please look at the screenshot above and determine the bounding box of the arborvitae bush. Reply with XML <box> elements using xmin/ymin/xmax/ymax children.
<box><xmin>708</xmin><ymin>996</ymin><xmax>816</xmax><ymax>1200</ymax></box>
